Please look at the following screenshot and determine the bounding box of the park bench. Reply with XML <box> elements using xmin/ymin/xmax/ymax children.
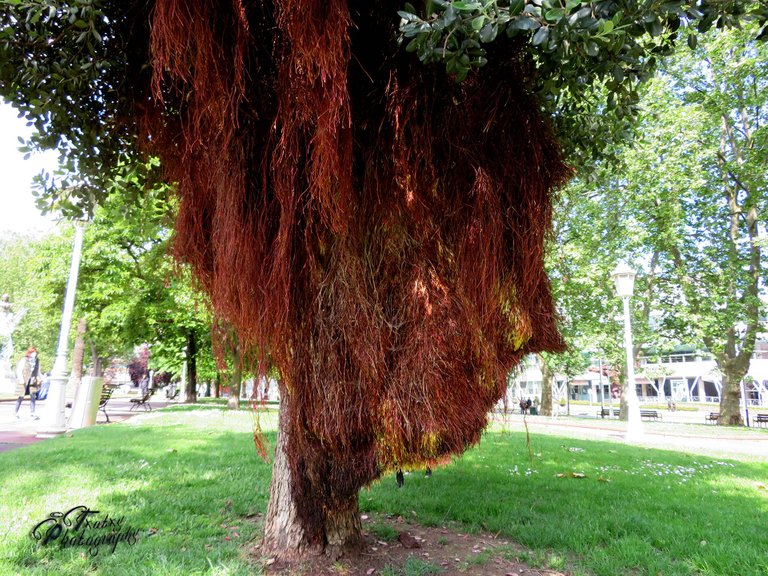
<box><xmin>129</xmin><ymin>391</ymin><xmax>153</xmax><ymax>412</ymax></box>
<box><xmin>640</xmin><ymin>409</ymin><xmax>661</xmax><ymax>421</ymax></box>
<box><xmin>705</xmin><ymin>412</ymin><xmax>719</xmax><ymax>423</ymax></box>
<box><xmin>598</xmin><ymin>408</ymin><xmax>620</xmax><ymax>418</ymax></box>
<box><xmin>98</xmin><ymin>387</ymin><xmax>114</xmax><ymax>423</ymax></box>
<box><xmin>755</xmin><ymin>414</ymin><xmax>768</xmax><ymax>428</ymax></box>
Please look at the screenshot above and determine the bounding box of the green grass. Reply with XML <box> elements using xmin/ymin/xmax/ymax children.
<box><xmin>0</xmin><ymin>409</ymin><xmax>273</xmax><ymax>576</ymax></box>
<box><xmin>381</xmin><ymin>557</ymin><xmax>443</xmax><ymax>576</ymax></box>
<box><xmin>362</xmin><ymin>434</ymin><xmax>768</xmax><ymax>576</ymax></box>
<box><xmin>368</xmin><ymin>521</ymin><xmax>399</xmax><ymax>542</ymax></box>
<box><xmin>1</xmin><ymin>407</ymin><xmax>766</xmax><ymax>575</ymax></box>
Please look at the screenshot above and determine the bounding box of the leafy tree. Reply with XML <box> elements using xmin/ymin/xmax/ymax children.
<box><xmin>1</xmin><ymin>0</ymin><xmax>764</xmax><ymax>562</ymax></box>
<box><xmin>616</xmin><ymin>25</ymin><xmax>767</xmax><ymax>424</ymax></box>
<box><xmin>547</xmin><ymin>161</ymin><xmax>682</xmax><ymax>420</ymax></box>
<box><xmin>0</xmin><ymin>229</ymin><xmax>72</xmax><ymax>372</ymax></box>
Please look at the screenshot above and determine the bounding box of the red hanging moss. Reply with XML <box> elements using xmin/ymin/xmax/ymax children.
<box><xmin>142</xmin><ymin>0</ymin><xmax>570</xmax><ymax>545</ymax></box>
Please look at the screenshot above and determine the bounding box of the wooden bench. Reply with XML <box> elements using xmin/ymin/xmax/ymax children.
<box><xmin>755</xmin><ymin>414</ymin><xmax>768</xmax><ymax>428</ymax></box>
<box><xmin>129</xmin><ymin>391</ymin><xmax>152</xmax><ymax>412</ymax></box>
<box><xmin>598</xmin><ymin>408</ymin><xmax>620</xmax><ymax>418</ymax></box>
<box><xmin>98</xmin><ymin>387</ymin><xmax>114</xmax><ymax>423</ymax></box>
<box><xmin>705</xmin><ymin>412</ymin><xmax>719</xmax><ymax>423</ymax></box>
<box><xmin>640</xmin><ymin>409</ymin><xmax>661</xmax><ymax>421</ymax></box>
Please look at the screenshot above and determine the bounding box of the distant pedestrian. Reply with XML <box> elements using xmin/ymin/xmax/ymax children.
<box><xmin>15</xmin><ymin>347</ymin><xmax>40</xmax><ymax>419</ymax></box>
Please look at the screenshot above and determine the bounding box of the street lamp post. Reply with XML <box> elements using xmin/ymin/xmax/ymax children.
<box><xmin>38</xmin><ymin>224</ymin><xmax>84</xmax><ymax>436</ymax></box>
<box><xmin>611</xmin><ymin>262</ymin><xmax>644</xmax><ymax>440</ymax></box>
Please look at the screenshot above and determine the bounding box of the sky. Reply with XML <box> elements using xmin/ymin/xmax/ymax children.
<box><xmin>0</xmin><ymin>100</ymin><xmax>60</xmax><ymax>236</ymax></box>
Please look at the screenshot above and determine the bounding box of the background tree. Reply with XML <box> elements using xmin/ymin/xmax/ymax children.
<box><xmin>0</xmin><ymin>229</ymin><xmax>71</xmax><ymax>372</ymax></box>
<box><xmin>617</xmin><ymin>25</ymin><xmax>767</xmax><ymax>424</ymax></box>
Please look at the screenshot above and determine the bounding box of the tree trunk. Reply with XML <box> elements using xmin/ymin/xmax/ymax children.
<box><xmin>540</xmin><ymin>357</ymin><xmax>553</xmax><ymax>417</ymax></box>
<box><xmin>619</xmin><ymin>365</ymin><xmax>630</xmax><ymax>421</ymax></box>
<box><xmin>262</xmin><ymin>399</ymin><xmax>362</xmax><ymax>562</ymax></box>
<box><xmin>718</xmin><ymin>365</ymin><xmax>745</xmax><ymax>426</ymax></box>
<box><xmin>71</xmin><ymin>317</ymin><xmax>86</xmax><ymax>381</ymax></box>
<box><xmin>227</xmin><ymin>362</ymin><xmax>242</xmax><ymax>410</ymax></box>
<box><xmin>185</xmin><ymin>329</ymin><xmax>197</xmax><ymax>403</ymax></box>
<box><xmin>87</xmin><ymin>339</ymin><xmax>104</xmax><ymax>377</ymax></box>
<box><xmin>67</xmin><ymin>317</ymin><xmax>87</xmax><ymax>400</ymax></box>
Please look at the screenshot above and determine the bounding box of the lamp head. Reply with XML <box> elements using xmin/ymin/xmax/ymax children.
<box><xmin>611</xmin><ymin>262</ymin><xmax>636</xmax><ymax>298</ymax></box>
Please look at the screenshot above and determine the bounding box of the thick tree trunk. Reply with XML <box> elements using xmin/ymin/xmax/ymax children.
<box><xmin>540</xmin><ymin>357</ymin><xmax>553</xmax><ymax>417</ymax></box>
<box><xmin>262</xmin><ymin>400</ymin><xmax>362</xmax><ymax>562</ymax></box>
<box><xmin>718</xmin><ymin>366</ymin><xmax>745</xmax><ymax>426</ymax></box>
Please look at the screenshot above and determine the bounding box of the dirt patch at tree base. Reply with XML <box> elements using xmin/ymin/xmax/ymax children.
<box><xmin>252</xmin><ymin>513</ymin><xmax>570</xmax><ymax>576</ymax></box>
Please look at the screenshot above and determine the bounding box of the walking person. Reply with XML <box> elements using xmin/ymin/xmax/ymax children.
<box><xmin>15</xmin><ymin>347</ymin><xmax>40</xmax><ymax>419</ymax></box>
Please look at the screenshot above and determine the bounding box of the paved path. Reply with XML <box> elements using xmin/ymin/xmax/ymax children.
<box><xmin>0</xmin><ymin>394</ymin><xmax>173</xmax><ymax>453</ymax></box>
<box><xmin>490</xmin><ymin>410</ymin><xmax>768</xmax><ymax>461</ymax></box>
<box><xmin>2</xmin><ymin>398</ymin><xmax>766</xmax><ymax>461</ymax></box>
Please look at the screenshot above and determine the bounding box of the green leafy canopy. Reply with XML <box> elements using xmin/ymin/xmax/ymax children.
<box><xmin>398</xmin><ymin>0</ymin><xmax>767</xmax><ymax>165</ymax></box>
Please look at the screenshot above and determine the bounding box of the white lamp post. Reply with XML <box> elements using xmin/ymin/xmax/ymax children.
<box><xmin>38</xmin><ymin>224</ymin><xmax>84</xmax><ymax>436</ymax></box>
<box><xmin>611</xmin><ymin>262</ymin><xmax>644</xmax><ymax>440</ymax></box>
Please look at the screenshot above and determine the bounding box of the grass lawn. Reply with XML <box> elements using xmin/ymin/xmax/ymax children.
<box><xmin>0</xmin><ymin>407</ymin><xmax>766</xmax><ymax>575</ymax></box>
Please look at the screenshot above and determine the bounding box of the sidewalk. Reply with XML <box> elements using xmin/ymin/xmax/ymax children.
<box><xmin>0</xmin><ymin>394</ymin><xmax>173</xmax><ymax>453</ymax></box>
<box><xmin>490</xmin><ymin>410</ymin><xmax>768</xmax><ymax>461</ymax></box>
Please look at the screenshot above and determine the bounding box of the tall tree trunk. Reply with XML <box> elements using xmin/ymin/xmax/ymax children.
<box><xmin>185</xmin><ymin>329</ymin><xmax>197</xmax><ymax>404</ymax></box>
<box><xmin>67</xmin><ymin>317</ymin><xmax>88</xmax><ymax>399</ymax></box>
<box><xmin>262</xmin><ymin>398</ymin><xmax>362</xmax><ymax>562</ymax></box>
<box><xmin>619</xmin><ymin>369</ymin><xmax>630</xmax><ymax>421</ymax></box>
<box><xmin>71</xmin><ymin>317</ymin><xmax>86</xmax><ymax>381</ymax></box>
<box><xmin>87</xmin><ymin>338</ymin><xmax>103</xmax><ymax>376</ymax></box>
<box><xmin>718</xmin><ymin>361</ymin><xmax>746</xmax><ymax>425</ymax></box>
<box><xmin>540</xmin><ymin>356</ymin><xmax>553</xmax><ymax>416</ymax></box>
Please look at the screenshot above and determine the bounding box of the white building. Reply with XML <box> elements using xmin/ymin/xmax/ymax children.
<box><xmin>506</xmin><ymin>343</ymin><xmax>768</xmax><ymax>408</ymax></box>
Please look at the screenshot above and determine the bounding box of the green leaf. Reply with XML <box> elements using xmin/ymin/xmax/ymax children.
<box><xmin>451</xmin><ymin>1</ymin><xmax>480</xmax><ymax>11</ymax></box>
<box><xmin>509</xmin><ymin>0</ymin><xmax>525</xmax><ymax>16</ymax></box>
<box><xmin>471</xmin><ymin>15</ymin><xmax>486</xmax><ymax>31</ymax></box>
<box><xmin>509</xmin><ymin>17</ymin><xmax>541</xmax><ymax>31</ymax></box>
<box><xmin>479</xmin><ymin>22</ymin><xmax>498</xmax><ymax>43</ymax></box>
<box><xmin>545</xmin><ymin>8</ymin><xmax>565</xmax><ymax>22</ymax></box>
<box><xmin>532</xmin><ymin>26</ymin><xmax>549</xmax><ymax>46</ymax></box>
